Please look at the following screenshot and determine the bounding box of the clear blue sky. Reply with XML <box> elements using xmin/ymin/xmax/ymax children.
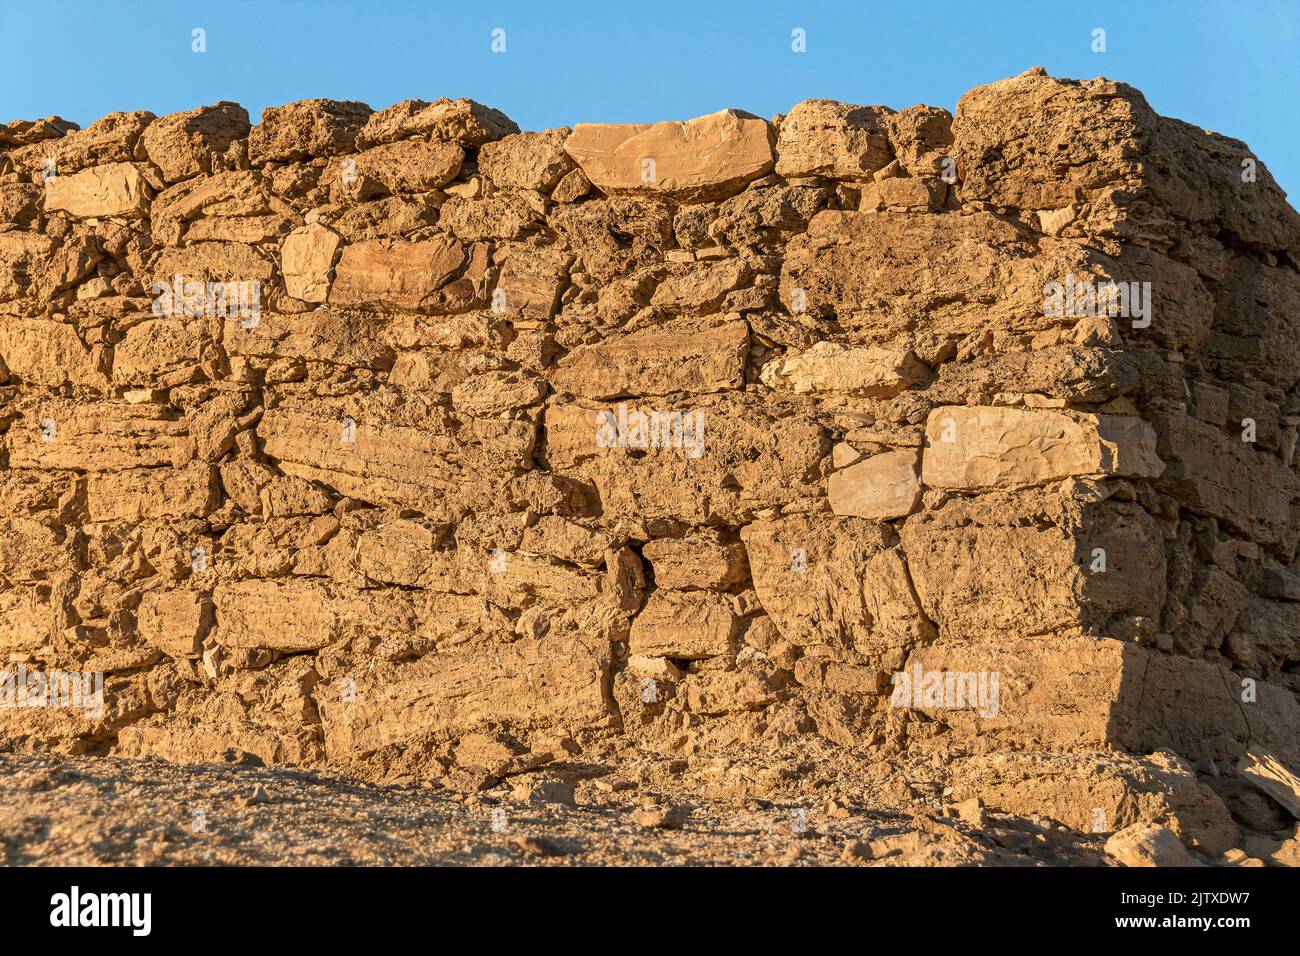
<box><xmin>2</xmin><ymin>0</ymin><xmax>1298</xmax><ymax>199</ymax></box>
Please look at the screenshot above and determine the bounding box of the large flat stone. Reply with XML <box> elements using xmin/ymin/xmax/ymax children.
<box><xmin>922</xmin><ymin>406</ymin><xmax>1163</xmax><ymax>489</ymax></box>
<box><xmin>828</xmin><ymin>448</ymin><xmax>922</xmax><ymax>520</ymax></box>
<box><xmin>759</xmin><ymin>342</ymin><xmax>925</xmax><ymax>398</ymax></box>
<box><xmin>899</xmin><ymin>487</ymin><xmax>1166</xmax><ymax>642</ymax></box>
<box><xmin>328</xmin><ymin>237</ymin><xmax>464</xmax><ymax>310</ymax></box>
<box><xmin>548</xmin><ymin>319</ymin><xmax>748</xmax><ymax>399</ymax></box>
<box><xmin>318</xmin><ymin>636</ymin><xmax>613</xmax><ymax>757</ymax></box>
<box><xmin>565</xmin><ymin>110</ymin><xmax>773</xmax><ymax>201</ymax></box>
<box><xmin>43</xmin><ymin>162</ymin><xmax>146</xmax><ymax>218</ymax></box>
<box><xmin>741</xmin><ymin>514</ymin><xmax>933</xmax><ymax>660</ymax></box>
<box><xmin>628</xmin><ymin>591</ymin><xmax>738</xmax><ymax>659</ymax></box>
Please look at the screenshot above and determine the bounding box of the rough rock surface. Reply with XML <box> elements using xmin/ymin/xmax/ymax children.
<box><xmin>1</xmin><ymin>68</ymin><xmax>1298</xmax><ymax>866</ymax></box>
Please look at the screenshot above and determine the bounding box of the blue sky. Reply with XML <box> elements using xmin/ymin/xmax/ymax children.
<box><xmin>2</xmin><ymin>0</ymin><xmax>1298</xmax><ymax>198</ymax></box>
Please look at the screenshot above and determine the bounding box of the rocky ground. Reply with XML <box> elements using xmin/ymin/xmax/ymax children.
<box><xmin>5</xmin><ymin>752</ymin><xmax>1296</xmax><ymax>867</ymax></box>
<box><xmin>1</xmin><ymin>752</ymin><xmax>1124</xmax><ymax>866</ymax></box>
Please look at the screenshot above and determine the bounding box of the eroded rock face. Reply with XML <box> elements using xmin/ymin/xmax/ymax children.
<box><xmin>2</xmin><ymin>71</ymin><xmax>1299</xmax><ymax>843</ymax></box>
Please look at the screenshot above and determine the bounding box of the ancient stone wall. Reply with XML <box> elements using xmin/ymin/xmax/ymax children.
<box><xmin>1</xmin><ymin>69</ymin><xmax>1298</xmax><ymax>826</ymax></box>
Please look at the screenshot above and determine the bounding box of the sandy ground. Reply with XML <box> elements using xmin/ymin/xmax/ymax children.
<box><xmin>0</xmin><ymin>753</ymin><xmax>1118</xmax><ymax>866</ymax></box>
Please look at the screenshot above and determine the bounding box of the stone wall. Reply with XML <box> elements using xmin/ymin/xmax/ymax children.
<box><xmin>1</xmin><ymin>68</ymin><xmax>1298</xmax><ymax>802</ymax></box>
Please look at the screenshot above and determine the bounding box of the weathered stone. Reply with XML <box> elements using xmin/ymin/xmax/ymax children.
<box><xmin>641</xmin><ymin>535</ymin><xmax>747</xmax><ymax>590</ymax></box>
<box><xmin>112</xmin><ymin>319</ymin><xmax>204</xmax><ymax>385</ymax></box>
<box><xmin>628</xmin><ymin>591</ymin><xmax>739</xmax><ymax>659</ymax></box>
<box><xmin>319</xmin><ymin>636</ymin><xmax>612</xmax><ymax>757</ymax></box>
<box><xmin>650</xmin><ymin>260</ymin><xmax>751</xmax><ymax>313</ymax></box>
<box><xmin>950</xmin><ymin>750</ymin><xmax>1237</xmax><ymax>857</ymax></box>
<box><xmin>86</xmin><ymin>463</ymin><xmax>219</xmax><ymax>522</ymax></box>
<box><xmin>922</xmin><ymin>406</ymin><xmax>1163</xmax><ymax>490</ymax></box>
<box><xmin>495</xmin><ymin>246</ymin><xmax>571</xmax><ymax>319</ymax></box>
<box><xmin>214</xmin><ymin>579</ymin><xmax>415</xmax><ymax>652</ymax></box>
<box><xmin>9</xmin><ymin>110</ymin><xmax>153</xmax><ymax>175</ymax></box>
<box><xmin>952</xmin><ymin>67</ymin><xmax>1300</xmax><ymax>256</ymax></box>
<box><xmin>828</xmin><ymin>448</ymin><xmax>922</xmax><ymax>520</ymax></box>
<box><xmin>543</xmin><ymin>395</ymin><xmax>826</xmax><ymax>524</ymax></box>
<box><xmin>776</xmin><ymin>99</ymin><xmax>893</xmax><ymax>181</ymax></box>
<box><xmin>5</xmin><ymin>401</ymin><xmax>187</xmax><ymax>471</ymax></box>
<box><xmin>281</xmin><ymin>223</ymin><xmax>342</xmax><ymax>302</ymax></box>
<box><xmin>1153</xmin><ymin>409</ymin><xmax>1300</xmax><ymax>554</ymax></box>
<box><xmin>334</xmin><ymin>139</ymin><xmax>464</xmax><ymax>195</ymax></box>
<box><xmin>137</xmin><ymin>589</ymin><xmax>212</xmax><ymax>658</ymax></box>
<box><xmin>479</xmin><ymin>128</ymin><xmax>574</xmax><ymax>192</ymax></box>
<box><xmin>565</xmin><ymin>110</ymin><xmax>774</xmax><ymax>201</ymax></box>
<box><xmin>357</xmin><ymin>98</ymin><xmax>519</xmax><ymax>148</ymax></box>
<box><xmin>248</xmin><ymin>99</ymin><xmax>372</xmax><ymax>164</ymax></box>
<box><xmin>519</xmin><ymin>516</ymin><xmax>612</xmax><ymax>569</ymax></box>
<box><xmin>858</xmin><ymin>177</ymin><xmax>945</xmax><ymax>212</ymax></box>
<box><xmin>1105</xmin><ymin>825</ymin><xmax>1193</xmax><ymax>867</ymax></box>
<box><xmin>43</xmin><ymin>162</ymin><xmax>146</xmax><ymax>217</ymax></box>
<box><xmin>549</xmin><ymin>319</ymin><xmax>748</xmax><ymax>399</ymax></box>
<box><xmin>900</xmin><ymin>487</ymin><xmax>1165</xmax><ymax>642</ymax></box>
<box><xmin>329</xmin><ymin>237</ymin><xmax>464</xmax><ymax>310</ymax></box>
<box><xmin>142</xmin><ymin>102</ymin><xmax>250</xmax><ymax>183</ymax></box>
<box><xmin>0</xmin><ymin>317</ymin><xmax>105</xmax><ymax>387</ymax></box>
<box><xmin>741</xmin><ymin>514</ymin><xmax>933</xmax><ymax>659</ymax></box>
<box><xmin>760</xmin><ymin>342</ymin><xmax>925</xmax><ymax>398</ymax></box>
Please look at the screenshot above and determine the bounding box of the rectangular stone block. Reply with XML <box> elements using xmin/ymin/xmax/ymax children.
<box><xmin>43</xmin><ymin>162</ymin><xmax>146</xmax><ymax>218</ymax></box>
<box><xmin>214</xmin><ymin>579</ymin><xmax>418</xmax><ymax>652</ymax></box>
<box><xmin>0</xmin><ymin>317</ymin><xmax>106</xmax><ymax>387</ymax></box>
<box><xmin>5</xmin><ymin>401</ymin><xmax>188</xmax><ymax>472</ymax></box>
<box><xmin>828</xmin><ymin>447</ymin><xmax>922</xmax><ymax>519</ymax></box>
<box><xmin>628</xmin><ymin>591</ymin><xmax>739</xmax><ymax>659</ymax></box>
<box><xmin>1153</xmin><ymin>409</ymin><xmax>1300</xmax><ymax>554</ymax></box>
<box><xmin>741</xmin><ymin>514</ymin><xmax>933</xmax><ymax>659</ymax></box>
<box><xmin>922</xmin><ymin>406</ymin><xmax>1163</xmax><ymax>490</ymax></box>
<box><xmin>548</xmin><ymin>318</ymin><xmax>748</xmax><ymax>399</ymax></box>
<box><xmin>903</xmin><ymin>638</ymin><xmax>1300</xmax><ymax>766</ymax></box>
<box><xmin>86</xmin><ymin>463</ymin><xmax>219</xmax><ymax>523</ymax></box>
<box><xmin>899</xmin><ymin>487</ymin><xmax>1166</xmax><ymax>642</ymax></box>
<box><xmin>318</xmin><ymin>636</ymin><xmax>614</xmax><ymax>758</ymax></box>
<box><xmin>543</xmin><ymin>396</ymin><xmax>826</xmax><ymax>524</ymax></box>
<box><xmin>136</xmin><ymin>589</ymin><xmax>212</xmax><ymax>658</ymax></box>
<box><xmin>328</xmin><ymin>237</ymin><xmax>464</xmax><ymax>310</ymax></box>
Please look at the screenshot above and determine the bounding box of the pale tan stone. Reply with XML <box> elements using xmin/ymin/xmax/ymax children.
<box><xmin>141</xmin><ymin>102</ymin><xmax>249</xmax><ymax>183</ymax></box>
<box><xmin>760</xmin><ymin>342</ymin><xmax>925</xmax><ymax>398</ymax></box>
<box><xmin>281</xmin><ymin>222</ymin><xmax>341</xmax><ymax>302</ymax></box>
<box><xmin>137</xmin><ymin>590</ymin><xmax>211</xmax><ymax>658</ymax></box>
<box><xmin>43</xmin><ymin>162</ymin><xmax>146</xmax><ymax>217</ymax></box>
<box><xmin>828</xmin><ymin>448</ymin><xmax>921</xmax><ymax>520</ymax></box>
<box><xmin>922</xmin><ymin>406</ymin><xmax>1163</xmax><ymax>489</ymax></box>
<box><xmin>549</xmin><ymin>319</ymin><xmax>748</xmax><ymax>399</ymax></box>
<box><xmin>628</xmin><ymin>591</ymin><xmax>738</xmax><ymax>659</ymax></box>
<box><xmin>329</xmin><ymin>237</ymin><xmax>464</xmax><ymax>310</ymax></box>
<box><xmin>0</xmin><ymin>317</ymin><xmax>105</xmax><ymax>387</ymax></box>
<box><xmin>565</xmin><ymin>109</ymin><xmax>773</xmax><ymax>201</ymax></box>
<box><xmin>641</xmin><ymin>535</ymin><xmax>748</xmax><ymax>590</ymax></box>
<box><xmin>776</xmin><ymin>99</ymin><xmax>893</xmax><ymax>181</ymax></box>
